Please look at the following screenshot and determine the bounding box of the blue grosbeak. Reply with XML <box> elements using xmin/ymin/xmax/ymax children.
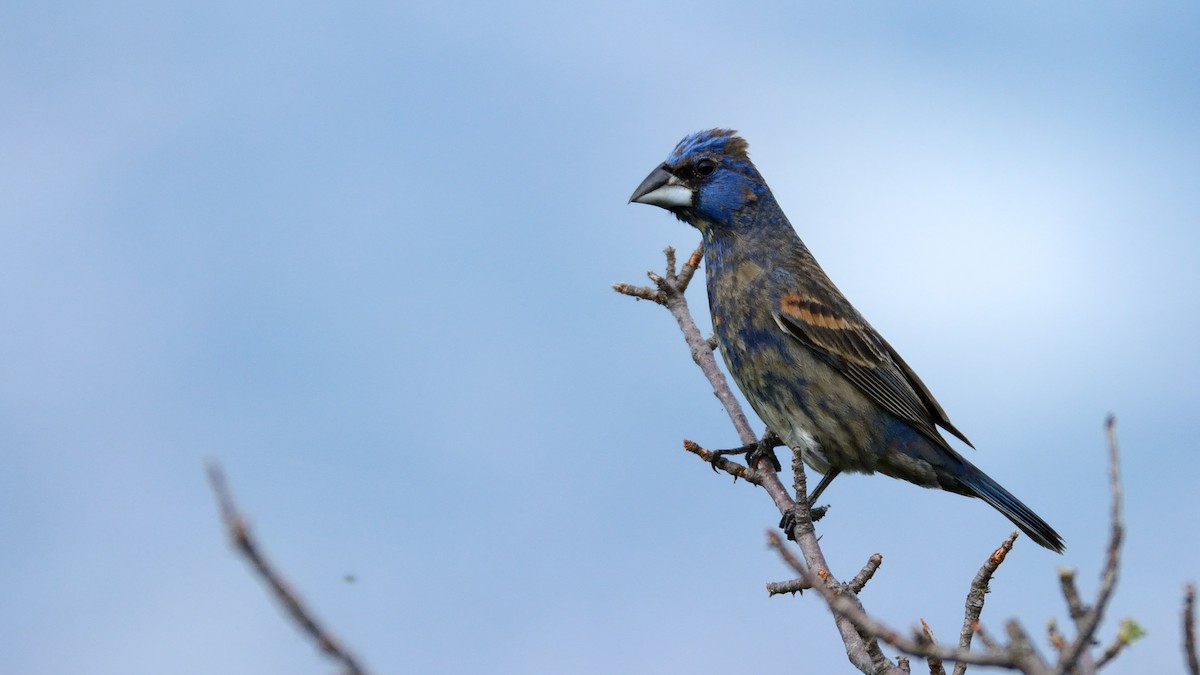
<box><xmin>630</xmin><ymin>129</ymin><xmax>1063</xmax><ymax>552</ymax></box>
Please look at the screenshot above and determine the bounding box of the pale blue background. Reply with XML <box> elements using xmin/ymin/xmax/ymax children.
<box><xmin>3</xmin><ymin>2</ymin><xmax>1198</xmax><ymax>673</ymax></box>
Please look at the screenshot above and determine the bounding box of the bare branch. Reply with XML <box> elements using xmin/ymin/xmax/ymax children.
<box><xmin>677</xmin><ymin>244</ymin><xmax>702</xmax><ymax>290</ymax></box>
<box><xmin>1094</xmin><ymin>619</ymin><xmax>1145</xmax><ymax>669</ymax></box>
<box><xmin>921</xmin><ymin>619</ymin><xmax>947</xmax><ymax>675</ymax></box>
<box><xmin>1185</xmin><ymin>583</ymin><xmax>1199</xmax><ymax>675</ymax></box>
<box><xmin>612</xmin><ymin>281</ymin><xmax>664</xmax><ymax>304</ymax></box>
<box><xmin>1046</xmin><ymin>619</ymin><xmax>1066</xmax><ymax>655</ymax></box>
<box><xmin>1057</xmin><ymin>416</ymin><xmax>1124</xmax><ymax>672</ymax></box>
<box><xmin>681</xmin><ymin>439</ymin><xmax>763</xmax><ymax>485</ymax></box>
<box><xmin>849</xmin><ymin>554</ymin><xmax>885</xmax><ymax>594</ymax></box>
<box><xmin>953</xmin><ymin>532</ymin><xmax>1019</xmax><ymax>675</ymax></box>
<box><xmin>974</xmin><ymin>622</ymin><xmax>999</xmax><ymax>652</ymax></box>
<box><xmin>767</xmin><ymin>577</ymin><xmax>812</xmax><ymax>596</ymax></box>
<box><xmin>1003</xmin><ymin>621</ymin><xmax>1048</xmax><ymax>674</ymax></box>
<box><xmin>1092</xmin><ymin>637</ymin><xmax>1121</xmax><ymax>670</ymax></box>
<box><xmin>1058</xmin><ymin>569</ymin><xmax>1088</xmax><ymax>625</ymax></box>
<box><xmin>206</xmin><ymin>463</ymin><xmax>369</xmax><ymax>675</ymax></box>
<box><xmin>768</xmin><ymin>526</ymin><xmax>1054</xmax><ymax>672</ymax></box>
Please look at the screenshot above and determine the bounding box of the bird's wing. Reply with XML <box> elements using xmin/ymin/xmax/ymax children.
<box><xmin>773</xmin><ymin>291</ymin><xmax>973</xmax><ymax>448</ymax></box>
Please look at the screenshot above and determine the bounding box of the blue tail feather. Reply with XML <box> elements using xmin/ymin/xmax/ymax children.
<box><xmin>960</xmin><ymin>469</ymin><xmax>1065</xmax><ymax>553</ymax></box>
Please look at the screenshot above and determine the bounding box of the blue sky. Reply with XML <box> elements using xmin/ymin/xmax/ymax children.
<box><xmin>3</xmin><ymin>2</ymin><xmax>1198</xmax><ymax>673</ymax></box>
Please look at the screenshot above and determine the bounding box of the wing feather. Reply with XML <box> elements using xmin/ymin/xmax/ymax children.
<box><xmin>774</xmin><ymin>291</ymin><xmax>973</xmax><ymax>449</ymax></box>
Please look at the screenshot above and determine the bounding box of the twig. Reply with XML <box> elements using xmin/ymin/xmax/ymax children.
<box><xmin>610</xmin><ymin>282</ymin><xmax>662</xmax><ymax>303</ymax></box>
<box><xmin>677</xmin><ymin>244</ymin><xmax>702</xmax><ymax>291</ymax></box>
<box><xmin>1003</xmin><ymin>620</ymin><xmax>1046</xmax><ymax>674</ymax></box>
<box><xmin>767</xmin><ymin>577</ymin><xmax>811</xmax><ymax>596</ymax></box>
<box><xmin>952</xmin><ymin>532</ymin><xmax>1019</xmax><ymax>675</ymax></box>
<box><xmin>1057</xmin><ymin>416</ymin><xmax>1124</xmax><ymax>672</ymax></box>
<box><xmin>1094</xmin><ymin>619</ymin><xmax>1144</xmax><ymax>669</ymax></box>
<box><xmin>922</xmin><ymin>619</ymin><xmax>947</xmax><ymax>675</ymax></box>
<box><xmin>682</xmin><ymin>440</ymin><xmax>762</xmax><ymax>485</ymax></box>
<box><xmin>973</xmin><ymin>622</ymin><xmax>999</xmax><ymax>652</ymax></box>
<box><xmin>1092</xmin><ymin>636</ymin><xmax>1121</xmax><ymax>670</ymax></box>
<box><xmin>206</xmin><ymin>463</ymin><xmax>369</xmax><ymax>675</ymax></box>
<box><xmin>1058</xmin><ymin>569</ymin><xmax>1088</xmax><ymax>624</ymax></box>
<box><xmin>1047</xmin><ymin>619</ymin><xmax>1066</xmax><ymax>654</ymax></box>
<box><xmin>1185</xmin><ymin>583</ymin><xmax>1199</xmax><ymax>675</ymax></box>
<box><xmin>849</xmin><ymin>554</ymin><xmax>885</xmax><ymax>594</ymax></box>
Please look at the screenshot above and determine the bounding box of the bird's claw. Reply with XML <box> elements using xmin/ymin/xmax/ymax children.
<box><xmin>779</xmin><ymin>500</ymin><xmax>830</xmax><ymax>540</ymax></box>
<box><xmin>708</xmin><ymin>432</ymin><xmax>783</xmax><ymax>472</ymax></box>
<box><xmin>747</xmin><ymin>436</ymin><xmax>783</xmax><ymax>472</ymax></box>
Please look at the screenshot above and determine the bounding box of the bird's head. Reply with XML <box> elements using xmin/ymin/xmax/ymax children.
<box><xmin>629</xmin><ymin>128</ymin><xmax>766</xmax><ymax>230</ymax></box>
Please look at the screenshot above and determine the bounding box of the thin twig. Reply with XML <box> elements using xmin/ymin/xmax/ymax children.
<box><xmin>849</xmin><ymin>554</ymin><xmax>884</xmax><ymax>594</ymax></box>
<box><xmin>1058</xmin><ymin>569</ymin><xmax>1088</xmax><ymax>625</ymax></box>
<box><xmin>973</xmin><ymin>623</ymin><xmax>999</xmax><ymax>652</ymax></box>
<box><xmin>1003</xmin><ymin>621</ymin><xmax>1047</xmax><ymax>674</ymax></box>
<box><xmin>1057</xmin><ymin>416</ymin><xmax>1124</xmax><ymax>672</ymax></box>
<box><xmin>611</xmin><ymin>281</ymin><xmax>663</xmax><ymax>303</ymax></box>
<box><xmin>1094</xmin><ymin>619</ymin><xmax>1143</xmax><ymax>669</ymax></box>
<box><xmin>1092</xmin><ymin>637</ymin><xmax>1121</xmax><ymax>670</ymax></box>
<box><xmin>677</xmin><ymin>244</ymin><xmax>702</xmax><ymax>290</ymax></box>
<box><xmin>952</xmin><ymin>532</ymin><xmax>1019</xmax><ymax>675</ymax></box>
<box><xmin>682</xmin><ymin>440</ymin><xmax>762</xmax><ymax>485</ymax></box>
<box><xmin>1185</xmin><ymin>583</ymin><xmax>1198</xmax><ymax>675</ymax></box>
<box><xmin>921</xmin><ymin>619</ymin><xmax>947</xmax><ymax>675</ymax></box>
<box><xmin>207</xmin><ymin>463</ymin><xmax>369</xmax><ymax>675</ymax></box>
<box><xmin>1047</xmin><ymin>619</ymin><xmax>1066</xmax><ymax>654</ymax></box>
<box><xmin>767</xmin><ymin>577</ymin><xmax>812</xmax><ymax>596</ymax></box>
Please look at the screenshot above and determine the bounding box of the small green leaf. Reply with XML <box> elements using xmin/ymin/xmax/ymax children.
<box><xmin>1117</xmin><ymin>618</ymin><xmax>1147</xmax><ymax>643</ymax></box>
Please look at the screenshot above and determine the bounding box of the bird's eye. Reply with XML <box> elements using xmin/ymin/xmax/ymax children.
<box><xmin>694</xmin><ymin>158</ymin><xmax>717</xmax><ymax>177</ymax></box>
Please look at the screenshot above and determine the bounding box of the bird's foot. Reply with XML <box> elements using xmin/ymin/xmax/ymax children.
<box><xmin>779</xmin><ymin>470</ymin><xmax>840</xmax><ymax>539</ymax></box>
<box><xmin>708</xmin><ymin>431</ymin><xmax>783</xmax><ymax>473</ymax></box>
<box><xmin>779</xmin><ymin>502</ymin><xmax>830</xmax><ymax>540</ymax></box>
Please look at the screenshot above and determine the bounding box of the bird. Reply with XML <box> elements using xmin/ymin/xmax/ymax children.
<box><xmin>629</xmin><ymin>129</ymin><xmax>1064</xmax><ymax>552</ymax></box>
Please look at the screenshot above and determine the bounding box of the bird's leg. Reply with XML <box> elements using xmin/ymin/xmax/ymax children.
<box><xmin>708</xmin><ymin>430</ymin><xmax>783</xmax><ymax>472</ymax></box>
<box><xmin>808</xmin><ymin>468</ymin><xmax>840</xmax><ymax>504</ymax></box>
<box><xmin>779</xmin><ymin>468</ymin><xmax>840</xmax><ymax>538</ymax></box>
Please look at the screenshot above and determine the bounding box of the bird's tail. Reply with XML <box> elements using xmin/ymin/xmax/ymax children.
<box><xmin>959</xmin><ymin>469</ymin><xmax>1065</xmax><ymax>553</ymax></box>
